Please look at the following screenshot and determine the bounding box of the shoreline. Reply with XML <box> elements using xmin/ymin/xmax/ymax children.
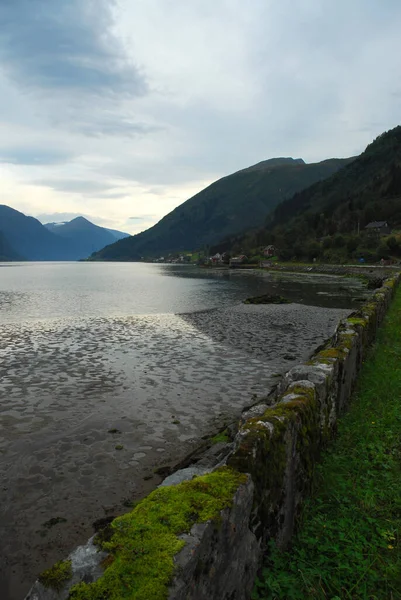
<box><xmin>1</xmin><ymin>290</ymin><xmax>359</xmax><ymax>599</ymax></box>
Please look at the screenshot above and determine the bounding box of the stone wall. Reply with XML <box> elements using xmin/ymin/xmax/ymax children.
<box><xmin>26</xmin><ymin>274</ymin><xmax>400</xmax><ymax>600</ymax></box>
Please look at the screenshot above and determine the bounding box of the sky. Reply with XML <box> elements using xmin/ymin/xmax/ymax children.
<box><xmin>0</xmin><ymin>0</ymin><xmax>400</xmax><ymax>235</ymax></box>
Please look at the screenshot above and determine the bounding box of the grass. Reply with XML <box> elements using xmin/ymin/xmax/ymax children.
<box><xmin>253</xmin><ymin>286</ymin><xmax>401</xmax><ymax>600</ymax></box>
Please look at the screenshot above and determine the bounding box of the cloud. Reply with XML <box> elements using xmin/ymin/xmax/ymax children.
<box><xmin>0</xmin><ymin>0</ymin><xmax>147</xmax><ymax>96</ymax></box>
<box><xmin>67</xmin><ymin>115</ymin><xmax>163</xmax><ymax>138</ymax></box>
<box><xmin>0</xmin><ymin>147</ymin><xmax>74</xmax><ymax>165</ymax></box>
<box><xmin>36</xmin><ymin>179</ymin><xmax>112</xmax><ymax>195</ymax></box>
<box><xmin>35</xmin><ymin>178</ymin><xmax>138</xmax><ymax>199</ymax></box>
<box><xmin>36</xmin><ymin>212</ymin><xmax>113</xmax><ymax>226</ymax></box>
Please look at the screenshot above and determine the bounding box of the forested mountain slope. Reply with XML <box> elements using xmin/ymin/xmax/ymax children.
<box><xmin>0</xmin><ymin>230</ymin><xmax>22</xmax><ymax>261</ymax></box>
<box><xmin>227</xmin><ymin>126</ymin><xmax>401</xmax><ymax>262</ymax></box>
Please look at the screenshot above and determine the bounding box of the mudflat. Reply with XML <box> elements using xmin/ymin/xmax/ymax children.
<box><xmin>0</xmin><ymin>300</ymin><xmax>352</xmax><ymax>600</ymax></box>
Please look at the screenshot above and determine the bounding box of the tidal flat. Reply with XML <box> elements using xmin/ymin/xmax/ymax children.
<box><xmin>0</xmin><ymin>263</ymin><xmax>366</xmax><ymax>599</ymax></box>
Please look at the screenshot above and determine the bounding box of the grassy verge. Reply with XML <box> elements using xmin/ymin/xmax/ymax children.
<box><xmin>253</xmin><ymin>287</ymin><xmax>401</xmax><ymax>600</ymax></box>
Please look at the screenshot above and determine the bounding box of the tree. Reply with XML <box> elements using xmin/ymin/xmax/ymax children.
<box><xmin>386</xmin><ymin>236</ymin><xmax>399</xmax><ymax>253</ymax></box>
<box><xmin>333</xmin><ymin>234</ymin><xmax>345</xmax><ymax>248</ymax></box>
<box><xmin>347</xmin><ymin>236</ymin><xmax>361</xmax><ymax>254</ymax></box>
<box><xmin>376</xmin><ymin>244</ymin><xmax>390</xmax><ymax>261</ymax></box>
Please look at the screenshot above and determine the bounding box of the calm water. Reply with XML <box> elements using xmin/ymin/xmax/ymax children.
<box><xmin>0</xmin><ymin>263</ymin><xmax>366</xmax><ymax>600</ymax></box>
<box><xmin>0</xmin><ymin>261</ymin><xmax>365</xmax><ymax>322</ymax></box>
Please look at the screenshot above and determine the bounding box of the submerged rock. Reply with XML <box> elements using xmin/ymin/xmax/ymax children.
<box><xmin>243</xmin><ymin>294</ymin><xmax>291</xmax><ymax>305</ymax></box>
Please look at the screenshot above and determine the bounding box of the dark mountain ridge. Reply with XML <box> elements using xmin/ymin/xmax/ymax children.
<box><xmin>0</xmin><ymin>230</ymin><xmax>23</xmax><ymax>261</ymax></box>
<box><xmin>0</xmin><ymin>206</ymin><xmax>130</xmax><ymax>260</ymax></box>
<box><xmin>0</xmin><ymin>205</ymin><xmax>72</xmax><ymax>260</ymax></box>
<box><xmin>232</xmin><ymin>125</ymin><xmax>401</xmax><ymax>262</ymax></box>
<box><xmin>90</xmin><ymin>156</ymin><xmax>353</xmax><ymax>261</ymax></box>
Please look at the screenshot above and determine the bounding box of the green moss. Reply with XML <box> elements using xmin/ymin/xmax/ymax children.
<box><xmin>211</xmin><ymin>429</ymin><xmax>230</xmax><ymax>444</ymax></box>
<box><xmin>383</xmin><ymin>278</ymin><xmax>396</xmax><ymax>288</ymax></box>
<box><xmin>38</xmin><ymin>559</ymin><xmax>72</xmax><ymax>592</ymax></box>
<box><xmin>347</xmin><ymin>317</ymin><xmax>367</xmax><ymax>327</ymax></box>
<box><xmin>338</xmin><ymin>332</ymin><xmax>355</xmax><ymax>349</ymax></box>
<box><xmin>68</xmin><ymin>467</ymin><xmax>246</xmax><ymax>600</ymax></box>
<box><xmin>361</xmin><ymin>301</ymin><xmax>378</xmax><ymax>318</ymax></box>
<box><xmin>286</xmin><ymin>384</ymin><xmax>316</xmax><ymax>403</ymax></box>
<box><xmin>316</xmin><ymin>347</ymin><xmax>347</xmax><ymax>361</ymax></box>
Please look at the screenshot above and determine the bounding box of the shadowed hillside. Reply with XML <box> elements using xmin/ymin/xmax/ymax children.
<box><xmin>0</xmin><ymin>205</ymin><xmax>72</xmax><ymax>261</ymax></box>
<box><xmin>226</xmin><ymin>126</ymin><xmax>401</xmax><ymax>263</ymax></box>
<box><xmin>0</xmin><ymin>231</ymin><xmax>22</xmax><ymax>261</ymax></box>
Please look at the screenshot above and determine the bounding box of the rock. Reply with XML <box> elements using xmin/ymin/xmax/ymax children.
<box><xmin>159</xmin><ymin>466</ymin><xmax>212</xmax><ymax>487</ymax></box>
<box><xmin>243</xmin><ymin>294</ymin><xmax>290</xmax><ymax>305</ymax></box>
<box><xmin>25</xmin><ymin>537</ymin><xmax>107</xmax><ymax>600</ymax></box>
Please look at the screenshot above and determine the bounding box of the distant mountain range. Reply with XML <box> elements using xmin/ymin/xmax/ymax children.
<box><xmin>0</xmin><ymin>206</ymin><xmax>129</xmax><ymax>261</ymax></box>
<box><xmin>44</xmin><ymin>217</ymin><xmax>129</xmax><ymax>259</ymax></box>
<box><xmin>89</xmin><ymin>156</ymin><xmax>353</xmax><ymax>261</ymax></box>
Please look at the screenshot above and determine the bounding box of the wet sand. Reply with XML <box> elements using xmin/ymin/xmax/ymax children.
<box><xmin>0</xmin><ymin>303</ymin><xmax>351</xmax><ymax>600</ymax></box>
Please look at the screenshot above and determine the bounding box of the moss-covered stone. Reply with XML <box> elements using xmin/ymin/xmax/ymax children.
<box><xmin>347</xmin><ymin>317</ymin><xmax>367</xmax><ymax>328</ymax></box>
<box><xmin>68</xmin><ymin>467</ymin><xmax>246</xmax><ymax>600</ymax></box>
<box><xmin>38</xmin><ymin>559</ymin><xmax>72</xmax><ymax>592</ymax></box>
<box><xmin>315</xmin><ymin>347</ymin><xmax>348</xmax><ymax>361</ymax></box>
<box><xmin>229</xmin><ymin>386</ymin><xmax>320</xmax><ymax>539</ymax></box>
<box><xmin>383</xmin><ymin>278</ymin><xmax>396</xmax><ymax>289</ymax></box>
<box><xmin>361</xmin><ymin>301</ymin><xmax>378</xmax><ymax>318</ymax></box>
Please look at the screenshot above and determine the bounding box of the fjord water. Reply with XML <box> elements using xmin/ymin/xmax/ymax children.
<box><xmin>0</xmin><ymin>262</ymin><xmax>365</xmax><ymax>600</ymax></box>
<box><xmin>0</xmin><ymin>261</ymin><xmax>361</xmax><ymax>322</ymax></box>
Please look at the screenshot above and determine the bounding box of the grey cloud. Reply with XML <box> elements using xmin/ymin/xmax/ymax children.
<box><xmin>36</xmin><ymin>212</ymin><xmax>115</xmax><ymax>226</ymax></box>
<box><xmin>37</xmin><ymin>179</ymin><xmax>109</xmax><ymax>194</ymax></box>
<box><xmin>36</xmin><ymin>178</ymin><xmax>131</xmax><ymax>198</ymax></box>
<box><xmin>0</xmin><ymin>147</ymin><xmax>74</xmax><ymax>165</ymax></box>
<box><xmin>0</xmin><ymin>0</ymin><xmax>147</xmax><ymax>96</ymax></box>
<box><xmin>69</xmin><ymin>116</ymin><xmax>163</xmax><ymax>138</ymax></box>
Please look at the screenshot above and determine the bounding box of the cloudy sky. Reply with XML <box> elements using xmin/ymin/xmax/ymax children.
<box><xmin>1</xmin><ymin>0</ymin><xmax>400</xmax><ymax>234</ymax></box>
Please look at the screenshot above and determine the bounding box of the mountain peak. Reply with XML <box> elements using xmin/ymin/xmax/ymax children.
<box><xmin>239</xmin><ymin>157</ymin><xmax>305</xmax><ymax>174</ymax></box>
<box><xmin>70</xmin><ymin>216</ymin><xmax>92</xmax><ymax>225</ymax></box>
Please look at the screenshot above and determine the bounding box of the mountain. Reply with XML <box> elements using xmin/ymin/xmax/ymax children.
<box><xmin>45</xmin><ymin>217</ymin><xmax>129</xmax><ymax>258</ymax></box>
<box><xmin>105</xmin><ymin>227</ymin><xmax>131</xmax><ymax>241</ymax></box>
<box><xmin>0</xmin><ymin>230</ymin><xmax>23</xmax><ymax>261</ymax></box>
<box><xmin>0</xmin><ymin>205</ymin><xmax>73</xmax><ymax>260</ymax></box>
<box><xmin>234</xmin><ymin>125</ymin><xmax>401</xmax><ymax>262</ymax></box>
<box><xmin>90</xmin><ymin>156</ymin><xmax>353</xmax><ymax>261</ymax></box>
<box><xmin>0</xmin><ymin>207</ymin><xmax>129</xmax><ymax>260</ymax></box>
